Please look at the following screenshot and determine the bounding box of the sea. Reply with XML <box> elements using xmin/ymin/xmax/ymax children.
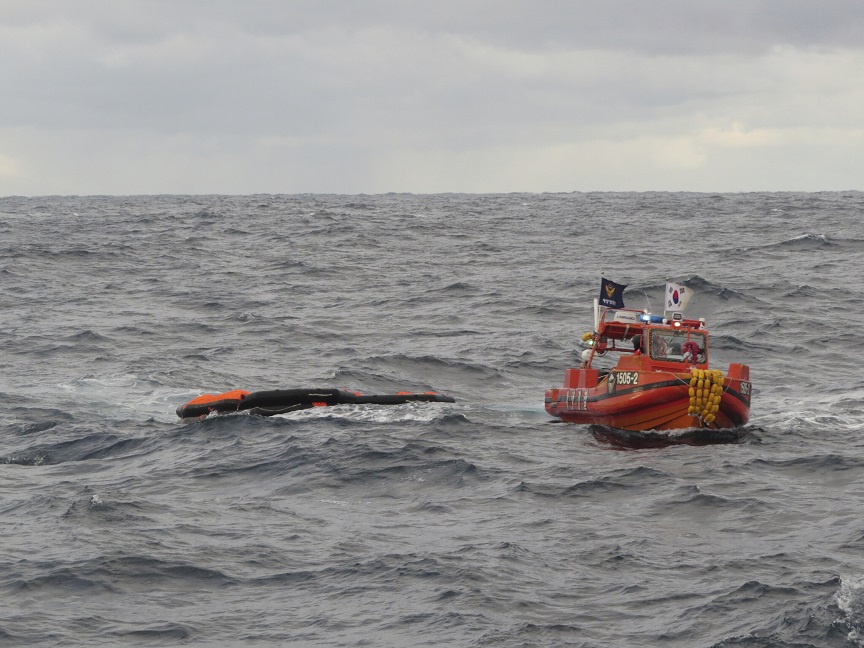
<box><xmin>1</xmin><ymin>192</ymin><xmax>863</xmax><ymax>647</ymax></box>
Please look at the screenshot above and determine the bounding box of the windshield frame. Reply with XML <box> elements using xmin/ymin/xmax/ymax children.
<box><xmin>648</xmin><ymin>328</ymin><xmax>707</xmax><ymax>363</ymax></box>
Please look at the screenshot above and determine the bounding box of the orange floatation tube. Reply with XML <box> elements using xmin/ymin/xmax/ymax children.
<box><xmin>177</xmin><ymin>387</ymin><xmax>456</xmax><ymax>419</ymax></box>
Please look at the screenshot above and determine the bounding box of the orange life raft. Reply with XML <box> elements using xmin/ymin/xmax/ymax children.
<box><xmin>177</xmin><ymin>388</ymin><xmax>455</xmax><ymax>419</ymax></box>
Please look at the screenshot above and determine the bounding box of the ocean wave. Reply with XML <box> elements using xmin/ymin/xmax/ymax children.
<box><xmin>3</xmin><ymin>192</ymin><xmax>864</xmax><ymax>647</ymax></box>
<box><xmin>706</xmin><ymin>576</ymin><xmax>847</xmax><ymax>648</ymax></box>
<box><xmin>106</xmin><ymin>624</ymin><xmax>194</xmax><ymax>642</ymax></box>
<box><xmin>741</xmin><ymin>232</ymin><xmax>839</xmax><ymax>254</ymax></box>
<box><xmin>836</xmin><ymin>575</ymin><xmax>864</xmax><ymax>642</ymax></box>
<box><xmin>275</xmin><ymin>402</ymin><xmax>459</xmax><ymax>425</ymax></box>
<box><xmin>8</xmin><ymin>555</ymin><xmax>236</xmax><ymax>594</ymax></box>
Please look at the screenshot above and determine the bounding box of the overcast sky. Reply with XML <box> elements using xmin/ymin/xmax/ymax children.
<box><xmin>2</xmin><ymin>1</ymin><xmax>863</xmax><ymax>195</ymax></box>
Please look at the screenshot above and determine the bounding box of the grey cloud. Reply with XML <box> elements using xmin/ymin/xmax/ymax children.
<box><xmin>7</xmin><ymin>1</ymin><xmax>864</xmax><ymax>52</ymax></box>
<box><xmin>1</xmin><ymin>1</ymin><xmax>863</xmax><ymax>194</ymax></box>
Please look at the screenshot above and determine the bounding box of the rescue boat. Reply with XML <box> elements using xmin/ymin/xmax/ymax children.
<box><xmin>545</xmin><ymin>292</ymin><xmax>751</xmax><ymax>432</ymax></box>
<box><xmin>177</xmin><ymin>388</ymin><xmax>455</xmax><ymax>419</ymax></box>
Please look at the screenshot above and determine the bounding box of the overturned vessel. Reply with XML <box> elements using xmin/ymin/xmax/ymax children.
<box><xmin>178</xmin><ymin>388</ymin><xmax>455</xmax><ymax>419</ymax></box>
<box><xmin>545</xmin><ymin>284</ymin><xmax>751</xmax><ymax>432</ymax></box>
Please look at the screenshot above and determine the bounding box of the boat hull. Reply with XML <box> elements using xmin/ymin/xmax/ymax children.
<box><xmin>177</xmin><ymin>388</ymin><xmax>455</xmax><ymax>419</ymax></box>
<box><xmin>545</xmin><ymin>367</ymin><xmax>750</xmax><ymax>432</ymax></box>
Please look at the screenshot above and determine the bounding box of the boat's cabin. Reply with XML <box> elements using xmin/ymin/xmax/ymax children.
<box><xmin>584</xmin><ymin>308</ymin><xmax>709</xmax><ymax>371</ymax></box>
<box><xmin>645</xmin><ymin>327</ymin><xmax>707</xmax><ymax>364</ymax></box>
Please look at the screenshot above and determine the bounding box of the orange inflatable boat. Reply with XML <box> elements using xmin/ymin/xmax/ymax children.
<box><xmin>177</xmin><ymin>388</ymin><xmax>455</xmax><ymax>419</ymax></box>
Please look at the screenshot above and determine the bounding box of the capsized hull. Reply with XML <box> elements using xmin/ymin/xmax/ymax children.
<box><xmin>545</xmin><ymin>367</ymin><xmax>751</xmax><ymax>432</ymax></box>
<box><xmin>177</xmin><ymin>388</ymin><xmax>455</xmax><ymax>419</ymax></box>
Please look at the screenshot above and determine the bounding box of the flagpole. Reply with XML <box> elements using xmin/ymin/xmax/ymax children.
<box><xmin>663</xmin><ymin>277</ymin><xmax>669</xmax><ymax>319</ymax></box>
<box><xmin>594</xmin><ymin>272</ymin><xmax>604</xmax><ymax>330</ymax></box>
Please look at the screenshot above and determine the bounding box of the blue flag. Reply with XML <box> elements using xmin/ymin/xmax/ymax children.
<box><xmin>599</xmin><ymin>278</ymin><xmax>626</xmax><ymax>308</ymax></box>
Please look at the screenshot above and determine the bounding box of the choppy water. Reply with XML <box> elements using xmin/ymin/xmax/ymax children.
<box><xmin>1</xmin><ymin>192</ymin><xmax>864</xmax><ymax>647</ymax></box>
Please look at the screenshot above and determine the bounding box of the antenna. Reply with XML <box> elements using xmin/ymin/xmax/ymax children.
<box><xmin>632</xmin><ymin>288</ymin><xmax>651</xmax><ymax>313</ymax></box>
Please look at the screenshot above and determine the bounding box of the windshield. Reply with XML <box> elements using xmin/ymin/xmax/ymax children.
<box><xmin>649</xmin><ymin>329</ymin><xmax>707</xmax><ymax>363</ymax></box>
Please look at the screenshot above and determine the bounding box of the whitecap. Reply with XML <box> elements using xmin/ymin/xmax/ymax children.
<box><xmin>835</xmin><ymin>575</ymin><xmax>864</xmax><ymax>641</ymax></box>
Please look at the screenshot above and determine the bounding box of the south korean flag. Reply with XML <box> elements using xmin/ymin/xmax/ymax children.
<box><xmin>665</xmin><ymin>282</ymin><xmax>692</xmax><ymax>312</ymax></box>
